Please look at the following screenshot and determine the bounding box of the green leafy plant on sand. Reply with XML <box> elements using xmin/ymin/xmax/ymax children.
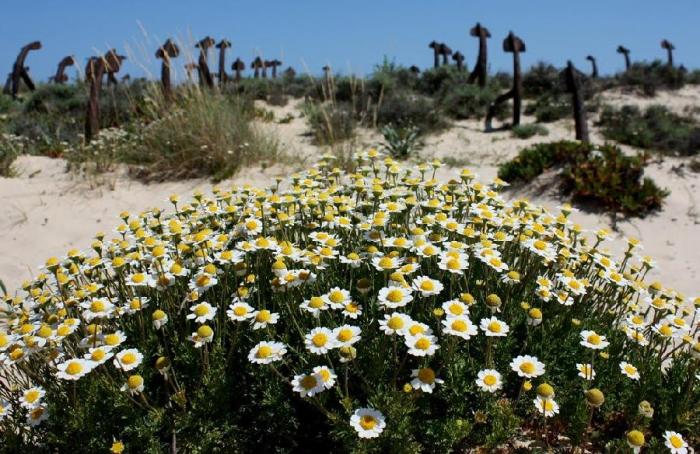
<box><xmin>380</xmin><ymin>123</ymin><xmax>422</xmax><ymax>158</ymax></box>
<box><xmin>498</xmin><ymin>141</ymin><xmax>668</xmax><ymax>216</ymax></box>
<box><xmin>0</xmin><ymin>153</ymin><xmax>697</xmax><ymax>453</ymax></box>
<box><xmin>597</xmin><ymin>105</ymin><xmax>700</xmax><ymax>157</ymax></box>
<box><xmin>511</xmin><ymin>124</ymin><xmax>549</xmax><ymax>140</ymax></box>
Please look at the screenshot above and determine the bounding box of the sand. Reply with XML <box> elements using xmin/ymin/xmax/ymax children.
<box><xmin>1</xmin><ymin>89</ymin><xmax>698</xmax><ymax>297</ymax></box>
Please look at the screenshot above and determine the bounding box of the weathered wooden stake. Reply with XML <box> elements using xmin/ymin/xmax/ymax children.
<box><xmin>283</xmin><ymin>67</ymin><xmax>296</xmax><ymax>79</ymax></box>
<box><xmin>661</xmin><ymin>39</ymin><xmax>675</xmax><ymax>67</ymax></box>
<box><xmin>231</xmin><ymin>58</ymin><xmax>245</xmax><ymax>81</ymax></box>
<box><xmin>467</xmin><ymin>23</ymin><xmax>490</xmax><ymax>87</ymax></box>
<box><xmin>429</xmin><ymin>41</ymin><xmax>440</xmax><ymax>69</ymax></box>
<box><xmin>562</xmin><ymin>60</ymin><xmax>589</xmax><ymax>142</ymax></box>
<box><xmin>440</xmin><ymin>44</ymin><xmax>452</xmax><ymax>66</ymax></box>
<box><xmin>104</xmin><ymin>49</ymin><xmax>126</xmax><ymax>86</ymax></box>
<box><xmin>267</xmin><ymin>59</ymin><xmax>282</xmax><ymax>78</ymax></box>
<box><xmin>251</xmin><ymin>57</ymin><xmax>263</xmax><ymax>78</ymax></box>
<box><xmin>452</xmin><ymin>51</ymin><xmax>465</xmax><ymax>71</ymax></box>
<box><xmin>617</xmin><ymin>45</ymin><xmax>631</xmax><ymax>71</ymax></box>
<box><xmin>184</xmin><ymin>63</ymin><xmax>199</xmax><ymax>83</ymax></box>
<box><xmin>155</xmin><ymin>39</ymin><xmax>180</xmax><ymax>99</ymax></box>
<box><xmin>216</xmin><ymin>39</ymin><xmax>231</xmax><ymax>84</ymax></box>
<box><xmin>485</xmin><ymin>32</ymin><xmax>525</xmax><ymax>130</ymax></box>
<box><xmin>586</xmin><ymin>55</ymin><xmax>598</xmax><ymax>78</ymax></box>
<box><xmin>195</xmin><ymin>37</ymin><xmax>215</xmax><ymax>88</ymax></box>
<box><xmin>409</xmin><ymin>65</ymin><xmax>421</xmax><ymax>75</ymax></box>
<box><xmin>5</xmin><ymin>41</ymin><xmax>41</xmax><ymax>98</ymax></box>
<box><xmin>84</xmin><ymin>56</ymin><xmax>105</xmax><ymax>143</ymax></box>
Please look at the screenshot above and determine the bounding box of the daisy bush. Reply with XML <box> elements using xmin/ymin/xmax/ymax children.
<box><xmin>0</xmin><ymin>151</ymin><xmax>698</xmax><ymax>452</ymax></box>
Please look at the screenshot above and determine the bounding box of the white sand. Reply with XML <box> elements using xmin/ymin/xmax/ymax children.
<box><xmin>1</xmin><ymin>89</ymin><xmax>698</xmax><ymax>297</ymax></box>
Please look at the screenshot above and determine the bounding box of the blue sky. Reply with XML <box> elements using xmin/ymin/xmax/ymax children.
<box><xmin>2</xmin><ymin>0</ymin><xmax>699</xmax><ymax>82</ymax></box>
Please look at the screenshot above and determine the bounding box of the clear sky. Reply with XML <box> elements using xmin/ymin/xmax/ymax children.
<box><xmin>2</xmin><ymin>0</ymin><xmax>699</xmax><ymax>82</ymax></box>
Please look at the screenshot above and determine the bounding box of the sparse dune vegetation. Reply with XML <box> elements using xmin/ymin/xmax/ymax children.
<box><xmin>1</xmin><ymin>7</ymin><xmax>699</xmax><ymax>453</ymax></box>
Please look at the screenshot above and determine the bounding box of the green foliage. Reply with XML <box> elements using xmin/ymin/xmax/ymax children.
<box><xmin>597</xmin><ymin>104</ymin><xmax>700</xmax><ymax>156</ymax></box>
<box><xmin>524</xmin><ymin>94</ymin><xmax>571</xmax><ymax>123</ymax></box>
<box><xmin>615</xmin><ymin>60</ymin><xmax>687</xmax><ymax>96</ymax></box>
<box><xmin>381</xmin><ymin>123</ymin><xmax>422</xmax><ymax>158</ymax></box>
<box><xmin>498</xmin><ymin>141</ymin><xmax>668</xmax><ymax>216</ymax></box>
<box><xmin>523</xmin><ymin>61</ymin><xmax>564</xmax><ymax>99</ymax></box>
<box><xmin>511</xmin><ymin>124</ymin><xmax>549</xmax><ymax>140</ymax></box>
<box><xmin>302</xmin><ymin>101</ymin><xmax>356</xmax><ymax>145</ymax></box>
<box><xmin>375</xmin><ymin>93</ymin><xmax>447</xmax><ymax>134</ymax></box>
<box><xmin>438</xmin><ymin>83</ymin><xmax>502</xmax><ymax>120</ymax></box>
<box><xmin>0</xmin><ymin>132</ymin><xmax>31</xmax><ymax>177</ymax></box>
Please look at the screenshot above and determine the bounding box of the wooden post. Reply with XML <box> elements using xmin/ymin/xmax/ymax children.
<box><xmin>586</xmin><ymin>55</ymin><xmax>598</xmax><ymax>78</ymax></box>
<box><xmin>251</xmin><ymin>57</ymin><xmax>263</xmax><ymax>78</ymax></box>
<box><xmin>467</xmin><ymin>23</ymin><xmax>490</xmax><ymax>87</ymax></box>
<box><xmin>5</xmin><ymin>41</ymin><xmax>41</xmax><ymax>98</ymax></box>
<box><xmin>156</xmin><ymin>39</ymin><xmax>180</xmax><ymax>100</ymax></box>
<box><xmin>485</xmin><ymin>32</ymin><xmax>526</xmax><ymax>130</ymax></box>
<box><xmin>104</xmin><ymin>49</ymin><xmax>126</xmax><ymax>86</ymax></box>
<box><xmin>409</xmin><ymin>65</ymin><xmax>421</xmax><ymax>75</ymax></box>
<box><xmin>617</xmin><ymin>45</ymin><xmax>631</xmax><ymax>71</ymax></box>
<box><xmin>216</xmin><ymin>39</ymin><xmax>231</xmax><ymax>84</ymax></box>
<box><xmin>283</xmin><ymin>67</ymin><xmax>296</xmax><ymax>79</ymax></box>
<box><xmin>84</xmin><ymin>56</ymin><xmax>105</xmax><ymax>143</ymax></box>
<box><xmin>195</xmin><ymin>37</ymin><xmax>215</xmax><ymax>88</ymax></box>
<box><xmin>231</xmin><ymin>58</ymin><xmax>245</xmax><ymax>81</ymax></box>
<box><xmin>563</xmin><ymin>60</ymin><xmax>589</xmax><ymax>142</ymax></box>
<box><xmin>184</xmin><ymin>63</ymin><xmax>199</xmax><ymax>83</ymax></box>
<box><xmin>269</xmin><ymin>60</ymin><xmax>282</xmax><ymax>78</ymax></box>
<box><xmin>452</xmin><ymin>51</ymin><xmax>465</xmax><ymax>71</ymax></box>
<box><xmin>661</xmin><ymin>40</ymin><xmax>675</xmax><ymax>67</ymax></box>
<box><xmin>440</xmin><ymin>44</ymin><xmax>452</xmax><ymax>66</ymax></box>
<box><xmin>429</xmin><ymin>41</ymin><xmax>440</xmax><ymax>69</ymax></box>
<box><xmin>52</xmin><ymin>56</ymin><xmax>76</xmax><ymax>84</ymax></box>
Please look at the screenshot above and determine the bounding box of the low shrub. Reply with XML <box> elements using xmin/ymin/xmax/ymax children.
<box><xmin>380</xmin><ymin>123</ymin><xmax>422</xmax><ymax>158</ymax></box>
<box><xmin>302</xmin><ymin>101</ymin><xmax>356</xmax><ymax>145</ymax></box>
<box><xmin>511</xmin><ymin>124</ymin><xmax>549</xmax><ymax>140</ymax></box>
<box><xmin>597</xmin><ymin>105</ymin><xmax>700</xmax><ymax>156</ymax></box>
<box><xmin>374</xmin><ymin>93</ymin><xmax>447</xmax><ymax>135</ymax></box>
<box><xmin>0</xmin><ymin>132</ymin><xmax>30</xmax><ymax>177</ymax></box>
<box><xmin>615</xmin><ymin>60</ymin><xmax>687</xmax><ymax>96</ymax></box>
<box><xmin>498</xmin><ymin>141</ymin><xmax>668</xmax><ymax>216</ymax></box>
<box><xmin>0</xmin><ymin>154</ymin><xmax>696</xmax><ymax>452</ymax></box>
<box><xmin>522</xmin><ymin>62</ymin><xmax>563</xmax><ymax>99</ymax></box>
<box><xmin>439</xmin><ymin>83</ymin><xmax>501</xmax><ymax>120</ymax></box>
<box><xmin>524</xmin><ymin>94</ymin><xmax>570</xmax><ymax>123</ymax></box>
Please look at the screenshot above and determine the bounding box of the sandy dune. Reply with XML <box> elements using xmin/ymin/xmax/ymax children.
<box><xmin>1</xmin><ymin>89</ymin><xmax>698</xmax><ymax>297</ymax></box>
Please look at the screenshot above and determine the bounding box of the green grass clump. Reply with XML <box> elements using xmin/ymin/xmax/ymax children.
<box><xmin>597</xmin><ymin>105</ymin><xmax>700</xmax><ymax>156</ymax></box>
<box><xmin>511</xmin><ymin>124</ymin><xmax>549</xmax><ymax>139</ymax></box>
<box><xmin>302</xmin><ymin>101</ymin><xmax>356</xmax><ymax>145</ymax></box>
<box><xmin>498</xmin><ymin>141</ymin><xmax>668</xmax><ymax>216</ymax></box>
<box><xmin>380</xmin><ymin>123</ymin><xmax>422</xmax><ymax>158</ymax></box>
<box><xmin>524</xmin><ymin>94</ymin><xmax>571</xmax><ymax>123</ymax></box>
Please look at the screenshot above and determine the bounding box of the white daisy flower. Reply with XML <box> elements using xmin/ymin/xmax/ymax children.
<box><xmin>247</xmin><ymin>341</ymin><xmax>287</xmax><ymax>365</ymax></box>
<box><xmin>80</xmin><ymin>298</ymin><xmax>115</xmax><ymax>321</ymax></box>
<box><xmin>322</xmin><ymin>287</ymin><xmax>352</xmax><ymax>309</ymax></box>
<box><xmin>56</xmin><ymin>358</ymin><xmax>95</xmax><ymax>380</ymax></box>
<box><xmin>187</xmin><ymin>301</ymin><xmax>217</xmax><ymax>324</ymax></box>
<box><xmin>379</xmin><ymin>313</ymin><xmax>411</xmax><ymax>336</ymax></box>
<box><xmin>442</xmin><ymin>316</ymin><xmax>478</xmax><ymax>340</ymax></box>
<box><xmin>576</xmin><ymin>363</ymin><xmax>595</xmax><ymax>380</ymax></box>
<box><xmin>26</xmin><ymin>405</ymin><xmax>49</xmax><ymax>426</ymax></box>
<box><xmin>20</xmin><ymin>386</ymin><xmax>45</xmax><ymax>409</ymax></box>
<box><xmin>350</xmin><ymin>407</ymin><xmax>386</xmax><ymax>439</ymax></box>
<box><xmin>663</xmin><ymin>431</ymin><xmax>688</xmax><ymax>453</ymax></box>
<box><xmin>312</xmin><ymin>365</ymin><xmax>337</xmax><ymax>390</ymax></box>
<box><xmin>533</xmin><ymin>396</ymin><xmax>559</xmax><ymax>418</ymax></box>
<box><xmin>250</xmin><ymin>309</ymin><xmax>279</xmax><ymax>330</ymax></box>
<box><xmin>190</xmin><ymin>325</ymin><xmax>214</xmax><ymax>348</ymax></box>
<box><xmin>405</xmin><ymin>334</ymin><xmax>439</xmax><ymax>357</ymax></box>
<box><xmin>580</xmin><ymin>330</ymin><xmax>610</xmax><ymax>350</ymax></box>
<box><xmin>299</xmin><ymin>296</ymin><xmax>328</xmax><ymax>317</ymax></box>
<box><xmin>411</xmin><ymin>276</ymin><xmax>444</xmax><ymax>297</ymax></box>
<box><xmin>333</xmin><ymin>325</ymin><xmax>361</xmax><ymax>347</ymax></box>
<box><xmin>480</xmin><ymin>317</ymin><xmax>510</xmax><ymax>337</ymax></box>
<box><xmin>377</xmin><ymin>286</ymin><xmax>413</xmax><ymax>309</ymax></box>
<box><xmin>227</xmin><ymin>301</ymin><xmax>255</xmax><ymax>322</ymax></box>
<box><xmin>620</xmin><ymin>361</ymin><xmax>640</xmax><ymax>381</ymax></box>
<box><xmin>291</xmin><ymin>372</ymin><xmax>325</xmax><ymax>397</ymax></box>
<box><xmin>113</xmin><ymin>349</ymin><xmax>144</xmax><ymax>372</ymax></box>
<box><xmin>305</xmin><ymin>327</ymin><xmax>336</xmax><ymax>354</ymax></box>
<box><xmin>510</xmin><ymin>355</ymin><xmax>546</xmax><ymax>378</ymax></box>
<box><xmin>84</xmin><ymin>346</ymin><xmax>114</xmax><ymax>365</ymax></box>
<box><xmin>120</xmin><ymin>374</ymin><xmax>145</xmax><ymax>396</ymax></box>
<box><xmin>410</xmin><ymin>367</ymin><xmax>444</xmax><ymax>393</ymax></box>
<box><xmin>441</xmin><ymin>299</ymin><xmax>469</xmax><ymax>317</ymax></box>
<box><xmin>476</xmin><ymin>369</ymin><xmax>503</xmax><ymax>393</ymax></box>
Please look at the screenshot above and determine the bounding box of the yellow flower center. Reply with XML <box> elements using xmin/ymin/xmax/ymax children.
<box><xmin>128</xmin><ymin>375</ymin><xmax>143</xmax><ymax>389</ymax></box>
<box><xmin>587</xmin><ymin>334</ymin><xmax>601</xmax><ymax>345</ymax></box>
<box><xmin>534</xmin><ymin>240</ymin><xmax>546</xmax><ymax>251</ymax></box>
<box><xmin>300</xmin><ymin>375</ymin><xmax>317</xmax><ymax>390</ymax></box>
<box><xmin>196</xmin><ymin>275</ymin><xmax>211</xmax><ymax>287</ymax></box>
<box><xmin>378</xmin><ymin>257</ymin><xmax>394</xmax><ymax>269</ymax></box>
<box><xmin>415</xmin><ymin>337</ymin><xmax>431</xmax><ymax>350</ymax></box>
<box><xmin>359</xmin><ymin>415</ymin><xmax>377</xmax><ymax>430</ymax></box>
<box><xmin>670</xmin><ymin>435</ymin><xmax>684</xmax><ymax>448</ymax></box>
<box><xmin>66</xmin><ymin>362</ymin><xmax>83</xmax><ymax>375</ymax></box>
<box><xmin>624</xmin><ymin>365</ymin><xmax>637</xmax><ymax>376</ymax></box>
<box><xmin>387</xmin><ymin>316</ymin><xmax>404</xmax><ymax>330</ymax></box>
<box><xmin>520</xmin><ymin>362</ymin><xmax>535</xmax><ymax>375</ymax></box>
<box><xmin>451</xmin><ymin>320</ymin><xmax>467</xmax><ymax>332</ymax></box>
<box><xmin>417</xmin><ymin>367</ymin><xmax>435</xmax><ymax>384</ymax></box>
<box><xmin>488</xmin><ymin>321</ymin><xmax>502</xmax><ymax>333</ymax></box>
<box><xmin>337</xmin><ymin>328</ymin><xmax>353</xmax><ymax>342</ymax></box>
<box><xmin>25</xmin><ymin>390</ymin><xmax>40</xmax><ymax>403</ymax></box>
<box><xmin>90</xmin><ymin>300</ymin><xmax>106</xmax><ymax>312</ymax></box>
<box><xmin>233</xmin><ymin>306</ymin><xmax>248</xmax><ymax>316</ymax></box>
<box><xmin>121</xmin><ymin>353</ymin><xmax>136</xmax><ymax>365</ymax></box>
<box><xmin>329</xmin><ymin>290</ymin><xmax>345</xmax><ymax>304</ymax></box>
<box><xmin>420</xmin><ymin>280</ymin><xmax>435</xmax><ymax>292</ymax></box>
<box><xmin>309</xmin><ymin>297</ymin><xmax>324</xmax><ymax>309</ymax></box>
<box><xmin>483</xmin><ymin>375</ymin><xmax>497</xmax><ymax>386</ymax></box>
<box><xmin>256</xmin><ymin>346</ymin><xmax>272</xmax><ymax>358</ymax></box>
<box><xmin>386</xmin><ymin>289</ymin><xmax>404</xmax><ymax>303</ymax></box>
<box><xmin>104</xmin><ymin>334</ymin><xmax>120</xmax><ymax>346</ymax></box>
<box><xmin>312</xmin><ymin>333</ymin><xmax>328</xmax><ymax>347</ymax></box>
<box><xmin>194</xmin><ymin>304</ymin><xmax>209</xmax><ymax>317</ymax></box>
<box><xmin>256</xmin><ymin>310</ymin><xmax>271</xmax><ymax>322</ymax></box>
<box><xmin>91</xmin><ymin>350</ymin><xmax>106</xmax><ymax>361</ymax></box>
<box><xmin>131</xmin><ymin>273</ymin><xmax>146</xmax><ymax>284</ymax></box>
